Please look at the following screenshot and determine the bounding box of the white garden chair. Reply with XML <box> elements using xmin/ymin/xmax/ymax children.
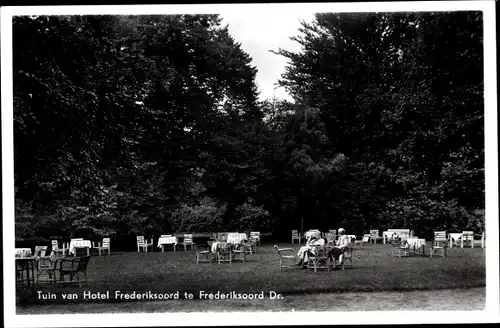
<box><xmin>369</xmin><ymin>230</ymin><xmax>383</xmax><ymax>244</ymax></box>
<box><xmin>182</xmin><ymin>234</ymin><xmax>196</xmax><ymax>251</ymax></box>
<box><xmin>291</xmin><ymin>230</ymin><xmax>303</xmax><ymax>244</ymax></box>
<box><xmin>461</xmin><ymin>231</ymin><xmax>474</xmax><ymax>248</ymax></box>
<box><xmin>430</xmin><ymin>231</ymin><xmax>448</xmax><ymax>258</ymax></box>
<box><xmin>92</xmin><ymin>238</ymin><xmax>111</xmax><ymax>256</ymax></box>
<box><xmin>354</xmin><ymin>234</ymin><xmax>370</xmax><ymax>248</ymax></box>
<box><xmin>250</xmin><ymin>231</ymin><xmax>261</xmax><ymax>246</ymax></box>
<box><xmin>274</xmin><ymin>245</ymin><xmax>298</xmax><ymax>271</ymax></box>
<box><xmin>472</xmin><ymin>232</ymin><xmax>485</xmax><ymax>249</ymax></box>
<box><xmin>137</xmin><ymin>236</ymin><xmax>153</xmax><ymax>252</ymax></box>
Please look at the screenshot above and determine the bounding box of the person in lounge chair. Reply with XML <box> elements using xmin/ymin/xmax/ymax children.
<box><xmin>295</xmin><ymin>235</ymin><xmax>325</xmax><ymax>266</ymax></box>
<box><xmin>329</xmin><ymin>228</ymin><xmax>350</xmax><ymax>265</ymax></box>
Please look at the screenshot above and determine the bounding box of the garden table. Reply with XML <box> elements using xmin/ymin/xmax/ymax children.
<box><xmin>157</xmin><ymin>236</ymin><xmax>178</xmax><ymax>251</ymax></box>
<box><xmin>448</xmin><ymin>233</ymin><xmax>462</xmax><ymax>248</ymax></box>
<box><xmin>305</xmin><ymin>231</ymin><xmax>321</xmax><ymax>239</ymax></box>
<box><xmin>68</xmin><ymin>240</ymin><xmax>91</xmax><ymax>256</ymax></box>
<box><xmin>406</xmin><ymin>238</ymin><xmax>426</xmax><ymax>256</ymax></box>
<box><xmin>227</xmin><ymin>233</ymin><xmax>247</xmax><ymax>245</ymax></box>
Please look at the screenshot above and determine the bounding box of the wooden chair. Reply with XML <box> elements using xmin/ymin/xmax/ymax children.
<box><xmin>35</xmin><ymin>246</ymin><xmax>53</xmax><ymax>283</ymax></box>
<box><xmin>51</xmin><ymin>240</ymin><xmax>67</xmax><ymax>257</ymax></box>
<box><xmin>472</xmin><ymin>232</ymin><xmax>485</xmax><ymax>248</ymax></box>
<box><xmin>56</xmin><ymin>256</ymin><xmax>91</xmax><ymax>287</ymax></box>
<box><xmin>250</xmin><ymin>231</ymin><xmax>261</xmax><ymax>246</ymax></box>
<box><xmin>216</xmin><ymin>242</ymin><xmax>232</xmax><ymax>264</ymax></box>
<box><xmin>195</xmin><ymin>243</ymin><xmax>214</xmax><ymax>264</ymax></box>
<box><xmin>274</xmin><ymin>245</ymin><xmax>298</xmax><ymax>271</ymax></box>
<box><xmin>430</xmin><ymin>231</ymin><xmax>448</xmax><ymax>258</ymax></box>
<box><xmin>391</xmin><ymin>238</ymin><xmax>411</xmax><ymax>258</ymax></box>
<box><xmin>182</xmin><ymin>234</ymin><xmax>196</xmax><ymax>251</ymax></box>
<box><xmin>92</xmin><ymin>238</ymin><xmax>111</xmax><ymax>256</ymax></box>
<box><xmin>332</xmin><ymin>243</ymin><xmax>354</xmax><ymax>270</ymax></box>
<box><xmin>461</xmin><ymin>231</ymin><xmax>474</xmax><ymax>248</ymax></box>
<box><xmin>292</xmin><ymin>230</ymin><xmax>303</xmax><ymax>244</ymax></box>
<box><xmin>232</xmin><ymin>244</ymin><xmax>247</xmax><ymax>262</ymax></box>
<box><xmin>354</xmin><ymin>234</ymin><xmax>370</xmax><ymax>248</ymax></box>
<box><xmin>244</xmin><ymin>239</ymin><xmax>257</xmax><ymax>255</ymax></box>
<box><xmin>306</xmin><ymin>246</ymin><xmax>330</xmax><ymax>272</ymax></box>
<box><xmin>35</xmin><ymin>246</ymin><xmax>48</xmax><ymax>257</ymax></box>
<box><xmin>369</xmin><ymin>230</ymin><xmax>383</xmax><ymax>244</ymax></box>
<box><xmin>137</xmin><ymin>236</ymin><xmax>153</xmax><ymax>252</ymax></box>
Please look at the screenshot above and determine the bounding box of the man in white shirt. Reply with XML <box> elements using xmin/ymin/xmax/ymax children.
<box><xmin>329</xmin><ymin>228</ymin><xmax>350</xmax><ymax>265</ymax></box>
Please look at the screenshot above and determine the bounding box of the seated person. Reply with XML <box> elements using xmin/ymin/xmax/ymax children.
<box><xmin>306</xmin><ymin>235</ymin><xmax>325</xmax><ymax>246</ymax></box>
<box><xmin>295</xmin><ymin>235</ymin><xmax>325</xmax><ymax>266</ymax></box>
<box><xmin>329</xmin><ymin>228</ymin><xmax>350</xmax><ymax>265</ymax></box>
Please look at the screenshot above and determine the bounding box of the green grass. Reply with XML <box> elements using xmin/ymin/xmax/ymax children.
<box><xmin>16</xmin><ymin>242</ymin><xmax>485</xmax><ymax>313</ymax></box>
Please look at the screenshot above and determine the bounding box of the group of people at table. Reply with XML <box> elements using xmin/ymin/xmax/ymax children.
<box><xmin>295</xmin><ymin>228</ymin><xmax>351</xmax><ymax>267</ymax></box>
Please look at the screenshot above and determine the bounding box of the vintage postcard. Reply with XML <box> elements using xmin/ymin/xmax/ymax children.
<box><xmin>2</xmin><ymin>1</ymin><xmax>499</xmax><ymax>327</ymax></box>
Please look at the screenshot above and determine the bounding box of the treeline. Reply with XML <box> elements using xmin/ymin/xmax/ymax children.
<box><xmin>13</xmin><ymin>12</ymin><xmax>484</xmax><ymax>242</ymax></box>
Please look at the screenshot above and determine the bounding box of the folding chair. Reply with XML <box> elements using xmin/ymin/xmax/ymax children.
<box><xmin>354</xmin><ymin>234</ymin><xmax>370</xmax><ymax>248</ymax></box>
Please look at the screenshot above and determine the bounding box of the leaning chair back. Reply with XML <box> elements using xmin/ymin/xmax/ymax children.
<box><xmin>35</xmin><ymin>246</ymin><xmax>48</xmax><ymax>257</ymax></box>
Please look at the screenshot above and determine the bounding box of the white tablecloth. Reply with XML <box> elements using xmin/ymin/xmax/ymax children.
<box><xmin>15</xmin><ymin>248</ymin><xmax>32</xmax><ymax>257</ymax></box>
<box><xmin>69</xmin><ymin>240</ymin><xmax>91</xmax><ymax>254</ymax></box>
<box><xmin>448</xmin><ymin>233</ymin><xmax>462</xmax><ymax>247</ymax></box>
<box><xmin>383</xmin><ymin>231</ymin><xmax>410</xmax><ymax>244</ymax></box>
<box><xmin>305</xmin><ymin>231</ymin><xmax>321</xmax><ymax>239</ymax></box>
<box><xmin>157</xmin><ymin>236</ymin><xmax>178</xmax><ymax>248</ymax></box>
<box><xmin>227</xmin><ymin>233</ymin><xmax>247</xmax><ymax>245</ymax></box>
<box><xmin>407</xmin><ymin>238</ymin><xmax>426</xmax><ymax>250</ymax></box>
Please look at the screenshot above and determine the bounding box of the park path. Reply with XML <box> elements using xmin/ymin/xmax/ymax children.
<box><xmin>17</xmin><ymin>287</ymin><xmax>485</xmax><ymax>313</ymax></box>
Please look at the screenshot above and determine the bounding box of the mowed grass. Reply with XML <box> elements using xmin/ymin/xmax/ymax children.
<box><xmin>17</xmin><ymin>242</ymin><xmax>485</xmax><ymax>313</ymax></box>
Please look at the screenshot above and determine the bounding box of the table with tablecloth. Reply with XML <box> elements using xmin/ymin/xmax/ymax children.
<box><xmin>383</xmin><ymin>231</ymin><xmax>410</xmax><ymax>244</ymax></box>
<box><xmin>211</xmin><ymin>241</ymin><xmax>233</xmax><ymax>253</ymax></box>
<box><xmin>157</xmin><ymin>236</ymin><xmax>178</xmax><ymax>251</ymax></box>
<box><xmin>68</xmin><ymin>240</ymin><xmax>91</xmax><ymax>255</ymax></box>
<box><xmin>448</xmin><ymin>233</ymin><xmax>462</xmax><ymax>248</ymax></box>
<box><xmin>227</xmin><ymin>233</ymin><xmax>247</xmax><ymax>245</ymax></box>
<box><xmin>305</xmin><ymin>231</ymin><xmax>321</xmax><ymax>239</ymax></box>
<box><xmin>406</xmin><ymin>238</ymin><xmax>426</xmax><ymax>255</ymax></box>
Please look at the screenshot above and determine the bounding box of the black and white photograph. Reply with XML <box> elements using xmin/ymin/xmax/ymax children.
<box><xmin>2</xmin><ymin>1</ymin><xmax>499</xmax><ymax>327</ymax></box>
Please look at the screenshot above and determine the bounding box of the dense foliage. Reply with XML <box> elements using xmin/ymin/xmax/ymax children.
<box><xmin>13</xmin><ymin>12</ymin><xmax>484</xmax><ymax>242</ymax></box>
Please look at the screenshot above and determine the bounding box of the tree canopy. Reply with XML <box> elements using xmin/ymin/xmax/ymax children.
<box><xmin>13</xmin><ymin>12</ymin><xmax>484</xmax><ymax>243</ymax></box>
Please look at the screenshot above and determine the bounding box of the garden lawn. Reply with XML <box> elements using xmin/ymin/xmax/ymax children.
<box><xmin>17</xmin><ymin>242</ymin><xmax>485</xmax><ymax>313</ymax></box>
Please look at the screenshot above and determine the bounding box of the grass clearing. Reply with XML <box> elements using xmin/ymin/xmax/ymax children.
<box><xmin>16</xmin><ymin>242</ymin><xmax>486</xmax><ymax>313</ymax></box>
